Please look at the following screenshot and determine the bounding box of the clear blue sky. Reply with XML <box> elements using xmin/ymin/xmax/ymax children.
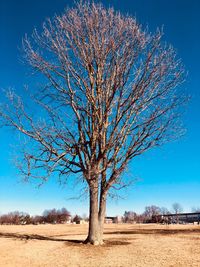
<box><xmin>0</xmin><ymin>0</ymin><xmax>199</xmax><ymax>216</ymax></box>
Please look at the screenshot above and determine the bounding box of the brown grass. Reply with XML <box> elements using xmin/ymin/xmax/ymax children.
<box><xmin>0</xmin><ymin>223</ymin><xmax>200</xmax><ymax>267</ymax></box>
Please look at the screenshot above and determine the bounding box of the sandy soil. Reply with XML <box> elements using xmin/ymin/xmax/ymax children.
<box><xmin>0</xmin><ymin>223</ymin><xmax>200</xmax><ymax>267</ymax></box>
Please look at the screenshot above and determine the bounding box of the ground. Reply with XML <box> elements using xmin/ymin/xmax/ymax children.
<box><xmin>0</xmin><ymin>223</ymin><xmax>200</xmax><ymax>267</ymax></box>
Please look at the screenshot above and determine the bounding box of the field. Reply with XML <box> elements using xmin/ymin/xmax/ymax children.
<box><xmin>0</xmin><ymin>223</ymin><xmax>200</xmax><ymax>267</ymax></box>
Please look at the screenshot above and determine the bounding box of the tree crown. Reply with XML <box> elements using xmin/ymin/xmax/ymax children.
<box><xmin>0</xmin><ymin>2</ymin><xmax>186</xmax><ymax>192</ymax></box>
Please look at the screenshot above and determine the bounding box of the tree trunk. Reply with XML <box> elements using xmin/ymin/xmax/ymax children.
<box><xmin>98</xmin><ymin>192</ymin><xmax>106</xmax><ymax>244</ymax></box>
<box><xmin>84</xmin><ymin>185</ymin><xmax>106</xmax><ymax>245</ymax></box>
<box><xmin>84</xmin><ymin>185</ymin><xmax>100</xmax><ymax>245</ymax></box>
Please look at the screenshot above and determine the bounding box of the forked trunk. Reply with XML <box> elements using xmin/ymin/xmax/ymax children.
<box><xmin>84</xmin><ymin>186</ymin><xmax>106</xmax><ymax>245</ymax></box>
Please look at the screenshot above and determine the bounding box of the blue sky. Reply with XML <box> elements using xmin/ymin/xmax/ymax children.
<box><xmin>0</xmin><ymin>0</ymin><xmax>200</xmax><ymax>216</ymax></box>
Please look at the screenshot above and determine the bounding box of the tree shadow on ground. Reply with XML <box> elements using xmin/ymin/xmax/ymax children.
<box><xmin>104</xmin><ymin>228</ymin><xmax>200</xmax><ymax>236</ymax></box>
<box><xmin>0</xmin><ymin>232</ymin><xmax>131</xmax><ymax>246</ymax></box>
<box><xmin>1</xmin><ymin>227</ymin><xmax>199</xmax><ymax>246</ymax></box>
<box><xmin>0</xmin><ymin>232</ymin><xmax>83</xmax><ymax>244</ymax></box>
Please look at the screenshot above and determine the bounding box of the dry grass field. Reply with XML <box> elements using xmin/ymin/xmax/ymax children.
<box><xmin>0</xmin><ymin>223</ymin><xmax>200</xmax><ymax>267</ymax></box>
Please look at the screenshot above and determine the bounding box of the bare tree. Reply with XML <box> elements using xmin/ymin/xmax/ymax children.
<box><xmin>172</xmin><ymin>202</ymin><xmax>183</xmax><ymax>223</ymax></box>
<box><xmin>0</xmin><ymin>2</ymin><xmax>186</xmax><ymax>244</ymax></box>
<box><xmin>172</xmin><ymin>203</ymin><xmax>183</xmax><ymax>214</ymax></box>
<box><xmin>143</xmin><ymin>205</ymin><xmax>161</xmax><ymax>222</ymax></box>
<box><xmin>32</xmin><ymin>215</ymin><xmax>44</xmax><ymax>225</ymax></box>
<box><xmin>160</xmin><ymin>207</ymin><xmax>170</xmax><ymax>215</ymax></box>
<box><xmin>123</xmin><ymin>211</ymin><xmax>137</xmax><ymax>223</ymax></box>
<box><xmin>42</xmin><ymin>208</ymin><xmax>71</xmax><ymax>223</ymax></box>
<box><xmin>72</xmin><ymin>214</ymin><xmax>82</xmax><ymax>224</ymax></box>
<box><xmin>0</xmin><ymin>211</ymin><xmax>29</xmax><ymax>225</ymax></box>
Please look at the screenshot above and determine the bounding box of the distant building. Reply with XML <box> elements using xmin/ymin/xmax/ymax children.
<box><xmin>105</xmin><ymin>217</ymin><xmax>113</xmax><ymax>224</ymax></box>
<box><xmin>160</xmin><ymin>212</ymin><xmax>200</xmax><ymax>224</ymax></box>
<box><xmin>75</xmin><ymin>219</ymin><xmax>87</xmax><ymax>224</ymax></box>
<box><xmin>105</xmin><ymin>216</ymin><xmax>122</xmax><ymax>224</ymax></box>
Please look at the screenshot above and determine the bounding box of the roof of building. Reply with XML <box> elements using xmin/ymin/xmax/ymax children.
<box><xmin>162</xmin><ymin>212</ymin><xmax>200</xmax><ymax>217</ymax></box>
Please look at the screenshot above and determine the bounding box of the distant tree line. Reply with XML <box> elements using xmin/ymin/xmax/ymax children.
<box><xmin>0</xmin><ymin>208</ymin><xmax>76</xmax><ymax>225</ymax></box>
<box><xmin>2</xmin><ymin>202</ymin><xmax>198</xmax><ymax>225</ymax></box>
<box><xmin>0</xmin><ymin>211</ymin><xmax>32</xmax><ymax>225</ymax></box>
<box><xmin>123</xmin><ymin>203</ymin><xmax>187</xmax><ymax>223</ymax></box>
<box><xmin>42</xmin><ymin>208</ymin><xmax>71</xmax><ymax>224</ymax></box>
